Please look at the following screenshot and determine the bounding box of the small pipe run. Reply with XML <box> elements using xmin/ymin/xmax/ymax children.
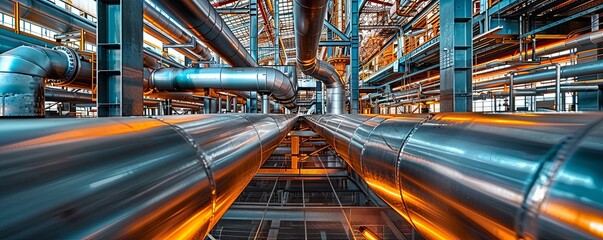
<box><xmin>294</xmin><ymin>0</ymin><xmax>345</xmax><ymax>114</ymax></box>
<box><xmin>474</xmin><ymin>60</ymin><xmax>603</xmax><ymax>89</ymax></box>
<box><xmin>152</xmin><ymin>0</ymin><xmax>257</xmax><ymax>67</ymax></box>
<box><xmin>150</xmin><ymin>67</ymin><xmax>297</xmax><ymax>110</ymax></box>
<box><xmin>305</xmin><ymin>113</ymin><xmax>603</xmax><ymax>240</ymax></box>
<box><xmin>0</xmin><ymin>114</ymin><xmax>298</xmax><ymax>239</ymax></box>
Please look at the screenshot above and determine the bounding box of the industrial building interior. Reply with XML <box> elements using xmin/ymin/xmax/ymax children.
<box><xmin>0</xmin><ymin>0</ymin><xmax>602</xmax><ymax>239</ymax></box>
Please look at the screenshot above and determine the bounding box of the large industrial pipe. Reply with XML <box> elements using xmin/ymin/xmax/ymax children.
<box><xmin>0</xmin><ymin>114</ymin><xmax>297</xmax><ymax>239</ymax></box>
<box><xmin>142</xmin><ymin>2</ymin><xmax>213</xmax><ymax>61</ymax></box>
<box><xmin>294</xmin><ymin>0</ymin><xmax>345</xmax><ymax>114</ymax></box>
<box><xmin>304</xmin><ymin>113</ymin><xmax>603</xmax><ymax>240</ymax></box>
<box><xmin>151</xmin><ymin>67</ymin><xmax>298</xmax><ymax>110</ymax></box>
<box><xmin>475</xmin><ymin>60</ymin><xmax>603</xmax><ymax>89</ymax></box>
<box><xmin>152</xmin><ymin>0</ymin><xmax>257</xmax><ymax>67</ymax></box>
<box><xmin>0</xmin><ymin>46</ymin><xmax>91</xmax><ymax>117</ymax></box>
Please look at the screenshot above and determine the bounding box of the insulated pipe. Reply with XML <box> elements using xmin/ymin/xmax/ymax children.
<box><xmin>0</xmin><ymin>46</ymin><xmax>91</xmax><ymax>117</ymax></box>
<box><xmin>475</xmin><ymin>29</ymin><xmax>603</xmax><ymax>72</ymax></box>
<box><xmin>262</xmin><ymin>94</ymin><xmax>269</xmax><ymax>114</ymax></box>
<box><xmin>304</xmin><ymin>113</ymin><xmax>603</xmax><ymax>240</ymax></box>
<box><xmin>151</xmin><ymin>67</ymin><xmax>297</xmax><ymax>110</ymax></box>
<box><xmin>152</xmin><ymin>0</ymin><xmax>257</xmax><ymax>67</ymax></box>
<box><xmin>294</xmin><ymin>0</ymin><xmax>344</xmax><ymax>114</ymax></box>
<box><xmin>475</xmin><ymin>60</ymin><xmax>603</xmax><ymax>89</ymax></box>
<box><xmin>0</xmin><ymin>114</ymin><xmax>297</xmax><ymax>239</ymax></box>
<box><xmin>142</xmin><ymin>2</ymin><xmax>213</xmax><ymax>61</ymax></box>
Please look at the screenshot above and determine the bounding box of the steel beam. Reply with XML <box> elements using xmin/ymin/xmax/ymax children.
<box><xmin>439</xmin><ymin>0</ymin><xmax>473</xmax><ymax>112</ymax></box>
<box><xmin>349</xmin><ymin>0</ymin><xmax>360</xmax><ymax>113</ymax></box>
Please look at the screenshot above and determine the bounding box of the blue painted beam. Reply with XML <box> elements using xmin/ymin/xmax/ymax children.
<box><xmin>319</xmin><ymin>41</ymin><xmax>350</xmax><ymax>46</ymax></box>
<box><xmin>324</xmin><ymin>20</ymin><xmax>350</xmax><ymax>41</ymax></box>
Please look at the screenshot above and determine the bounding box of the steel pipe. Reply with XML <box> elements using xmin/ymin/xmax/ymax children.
<box><xmin>151</xmin><ymin>67</ymin><xmax>297</xmax><ymax>110</ymax></box>
<box><xmin>0</xmin><ymin>46</ymin><xmax>91</xmax><ymax>117</ymax></box>
<box><xmin>475</xmin><ymin>60</ymin><xmax>603</xmax><ymax>89</ymax></box>
<box><xmin>152</xmin><ymin>0</ymin><xmax>257</xmax><ymax>67</ymax></box>
<box><xmin>142</xmin><ymin>2</ymin><xmax>212</xmax><ymax>61</ymax></box>
<box><xmin>304</xmin><ymin>113</ymin><xmax>603</xmax><ymax>240</ymax></box>
<box><xmin>0</xmin><ymin>114</ymin><xmax>297</xmax><ymax>239</ymax></box>
<box><xmin>294</xmin><ymin>0</ymin><xmax>344</xmax><ymax>114</ymax></box>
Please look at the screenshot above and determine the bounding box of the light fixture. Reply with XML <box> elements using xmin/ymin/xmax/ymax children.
<box><xmin>359</xmin><ymin>226</ymin><xmax>381</xmax><ymax>240</ymax></box>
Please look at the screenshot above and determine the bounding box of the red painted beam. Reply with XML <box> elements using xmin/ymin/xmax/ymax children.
<box><xmin>213</xmin><ymin>0</ymin><xmax>238</xmax><ymax>8</ymax></box>
<box><xmin>367</xmin><ymin>0</ymin><xmax>393</xmax><ymax>6</ymax></box>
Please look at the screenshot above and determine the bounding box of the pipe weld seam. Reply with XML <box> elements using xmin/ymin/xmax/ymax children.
<box><xmin>151</xmin><ymin>117</ymin><xmax>218</xmax><ymax>226</ymax></box>
<box><xmin>394</xmin><ymin>114</ymin><xmax>433</xmax><ymax>238</ymax></box>
<box><xmin>516</xmin><ymin>117</ymin><xmax>603</xmax><ymax>239</ymax></box>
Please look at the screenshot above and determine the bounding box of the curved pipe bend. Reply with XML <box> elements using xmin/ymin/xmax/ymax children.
<box><xmin>150</xmin><ymin>67</ymin><xmax>298</xmax><ymax>110</ymax></box>
<box><xmin>294</xmin><ymin>0</ymin><xmax>344</xmax><ymax>114</ymax></box>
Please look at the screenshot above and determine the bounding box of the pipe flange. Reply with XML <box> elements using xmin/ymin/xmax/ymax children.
<box><xmin>52</xmin><ymin>46</ymin><xmax>80</xmax><ymax>85</ymax></box>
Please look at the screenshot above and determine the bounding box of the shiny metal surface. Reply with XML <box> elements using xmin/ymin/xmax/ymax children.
<box><xmin>305</xmin><ymin>113</ymin><xmax>603</xmax><ymax>240</ymax></box>
<box><xmin>152</xmin><ymin>0</ymin><xmax>257</xmax><ymax>67</ymax></box>
<box><xmin>0</xmin><ymin>114</ymin><xmax>297</xmax><ymax>239</ymax></box>
<box><xmin>151</xmin><ymin>67</ymin><xmax>297</xmax><ymax>110</ymax></box>
<box><xmin>0</xmin><ymin>0</ymin><xmax>96</xmax><ymax>36</ymax></box>
<box><xmin>143</xmin><ymin>2</ymin><xmax>212</xmax><ymax>61</ymax></box>
<box><xmin>0</xmin><ymin>46</ymin><xmax>91</xmax><ymax>116</ymax></box>
<box><xmin>293</xmin><ymin>0</ymin><xmax>344</xmax><ymax>113</ymax></box>
<box><xmin>475</xmin><ymin>60</ymin><xmax>603</xmax><ymax>89</ymax></box>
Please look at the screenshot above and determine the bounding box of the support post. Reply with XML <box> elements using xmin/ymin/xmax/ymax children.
<box><xmin>349</xmin><ymin>0</ymin><xmax>360</xmax><ymax>113</ymax></box>
<box><xmin>439</xmin><ymin>0</ymin><xmax>473</xmax><ymax>112</ymax></box>
<box><xmin>262</xmin><ymin>94</ymin><xmax>269</xmax><ymax>114</ymax></box>
<box><xmin>250</xmin><ymin>0</ymin><xmax>259</xmax><ymax>113</ymax></box>
<box><xmin>97</xmin><ymin>0</ymin><xmax>144</xmax><ymax>116</ymax></box>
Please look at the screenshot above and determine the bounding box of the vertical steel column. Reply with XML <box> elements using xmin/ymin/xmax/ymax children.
<box><xmin>439</xmin><ymin>0</ymin><xmax>473</xmax><ymax>112</ymax></box>
<box><xmin>291</xmin><ymin>135</ymin><xmax>300</xmax><ymax>170</ymax></box>
<box><xmin>96</xmin><ymin>0</ymin><xmax>144</xmax><ymax>117</ymax></box>
<box><xmin>262</xmin><ymin>94</ymin><xmax>269</xmax><ymax>114</ymax></box>
<box><xmin>509</xmin><ymin>73</ymin><xmax>515</xmax><ymax>112</ymax></box>
<box><xmin>210</xmin><ymin>98</ymin><xmax>218</xmax><ymax>113</ymax></box>
<box><xmin>274</xmin><ymin>0</ymin><xmax>280</xmax><ymax>65</ymax></box>
<box><xmin>218</xmin><ymin>95</ymin><xmax>223</xmax><ymax>113</ymax></box>
<box><xmin>250</xmin><ymin>0</ymin><xmax>259</xmax><ymax>112</ymax></box>
<box><xmin>203</xmin><ymin>98</ymin><xmax>210</xmax><ymax>114</ymax></box>
<box><xmin>226</xmin><ymin>96</ymin><xmax>231</xmax><ymax>112</ymax></box>
<box><xmin>316</xmin><ymin>82</ymin><xmax>323</xmax><ymax>114</ymax></box>
<box><xmin>556</xmin><ymin>64</ymin><xmax>562</xmax><ymax>111</ymax></box>
<box><xmin>349</xmin><ymin>0</ymin><xmax>360</xmax><ymax>114</ymax></box>
<box><xmin>233</xmin><ymin>98</ymin><xmax>238</xmax><ymax>113</ymax></box>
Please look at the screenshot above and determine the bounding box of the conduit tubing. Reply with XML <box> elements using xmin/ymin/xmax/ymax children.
<box><xmin>151</xmin><ymin>67</ymin><xmax>297</xmax><ymax>110</ymax></box>
<box><xmin>475</xmin><ymin>60</ymin><xmax>603</xmax><ymax>89</ymax></box>
<box><xmin>294</xmin><ymin>0</ymin><xmax>344</xmax><ymax>114</ymax></box>
<box><xmin>152</xmin><ymin>0</ymin><xmax>257</xmax><ymax>67</ymax></box>
<box><xmin>475</xmin><ymin>29</ymin><xmax>603</xmax><ymax>72</ymax></box>
<box><xmin>304</xmin><ymin>113</ymin><xmax>603</xmax><ymax>240</ymax></box>
<box><xmin>142</xmin><ymin>2</ymin><xmax>213</xmax><ymax>61</ymax></box>
<box><xmin>0</xmin><ymin>114</ymin><xmax>297</xmax><ymax>239</ymax></box>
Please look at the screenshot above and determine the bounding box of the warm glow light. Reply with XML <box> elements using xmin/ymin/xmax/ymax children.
<box><xmin>360</xmin><ymin>226</ymin><xmax>381</xmax><ymax>240</ymax></box>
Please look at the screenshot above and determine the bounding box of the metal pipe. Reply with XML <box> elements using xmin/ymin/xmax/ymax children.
<box><xmin>0</xmin><ymin>114</ymin><xmax>297</xmax><ymax>239</ymax></box>
<box><xmin>152</xmin><ymin>0</ymin><xmax>257</xmax><ymax>67</ymax></box>
<box><xmin>304</xmin><ymin>113</ymin><xmax>603</xmax><ymax>240</ymax></box>
<box><xmin>555</xmin><ymin>64</ymin><xmax>562</xmax><ymax>112</ymax></box>
<box><xmin>294</xmin><ymin>0</ymin><xmax>344</xmax><ymax>114</ymax></box>
<box><xmin>0</xmin><ymin>46</ymin><xmax>90</xmax><ymax>117</ymax></box>
<box><xmin>475</xmin><ymin>60</ymin><xmax>603</xmax><ymax>89</ymax></box>
<box><xmin>475</xmin><ymin>29</ymin><xmax>603</xmax><ymax>71</ymax></box>
<box><xmin>143</xmin><ymin>2</ymin><xmax>213</xmax><ymax>61</ymax></box>
<box><xmin>151</xmin><ymin>67</ymin><xmax>297</xmax><ymax>110</ymax></box>
<box><xmin>510</xmin><ymin>73</ymin><xmax>515</xmax><ymax>112</ymax></box>
<box><xmin>262</xmin><ymin>94</ymin><xmax>269</xmax><ymax>113</ymax></box>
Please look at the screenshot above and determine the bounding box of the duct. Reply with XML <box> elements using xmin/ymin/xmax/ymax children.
<box><xmin>45</xmin><ymin>88</ymin><xmax>93</xmax><ymax>103</ymax></box>
<box><xmin>304</xmin><ymin>113</ymin><xmax>603</xmax><ymax>240</ymax></box>
<box><xmin>152</xmin><ymin>0</ymin><xmax>257</xmax><ymax>67</ymax></box>
<box><xmin>475</xmin><ymin>29</ymin><xmax>603</xmax><ymax>71</ymax></box>
<box><xmin>142</xmin><ymin>2</ymin><xmax>213</xmax><ymax>61</ymax></box>
<box><xmin>0</xmin><ymin>0</ymin><xmax>96</xmax><ymax>40</ymax></box>
<box><xmin>151</xmin><ymin>67</ymin><xmax>297</xmax><ymax>110</ymax></box>
<box><xmin>0</xmin><ymin>114</ymin><xmax>297</xmax><ymax>239</ymax></box>
<box><xmin>475</xmin><ymin>61</ymin><xmax>603</xmax><ymax>89</ymax></box>
<box><xmin>294</xmin><ymin>0</ymin><xmax>344</xmax><ymax>114</ymax></box>
<box><xmin>0</xmin><ymin>46</ymin><xmax>91</xmax><ymax>117</ymax></box>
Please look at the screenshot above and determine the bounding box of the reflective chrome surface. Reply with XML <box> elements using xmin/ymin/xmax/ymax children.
<box><xmin>0</xmin><ymin>114</ymin><xmax>297</xmax><ymax>239</ymax></box>
<box><xmin>305</xmin><ymin>113</ymin><xmax>603</xmax><ymax>240</ymax></box>
<box><xmin>151</xmin><ymin>67</ymin><xmax>297</xmax><ymax>110</ymax></box>
<box><xmin>152</xmin><ymin>0</ymin><xmax>257</xmax><ymax>67</ymax></box>
<box><xmin>293</xmin><ymin>0</ymin><xmax>344</xmax><ymax>114</ymax></box>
